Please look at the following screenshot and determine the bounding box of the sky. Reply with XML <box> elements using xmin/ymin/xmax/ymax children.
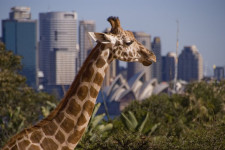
<box><xmin>0</xmin><ymin>0</ymin><xmax>225</xmax><ymax>76</ymax></box>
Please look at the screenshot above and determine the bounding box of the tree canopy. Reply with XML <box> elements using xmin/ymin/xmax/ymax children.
<box><xmin>0</xmin><ymin>42</ymin><xmax>58</xmax><ymax>147</ymax></box>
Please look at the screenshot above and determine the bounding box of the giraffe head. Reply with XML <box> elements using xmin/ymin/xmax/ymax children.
<box><xmin>89</xmin><ymin>16</ymin><xmax>156</xmax><ymax>66</ymax></box>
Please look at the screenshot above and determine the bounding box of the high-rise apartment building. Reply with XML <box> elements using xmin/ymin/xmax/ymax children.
<box><xmin>214</xmin><ymin>66</ymin><xmax>224</xmax><ymax>81</ymax></box>
<box><xmin>79</xmin><ymin>20</ymin><xmax>96</xmax><ymax>70</ymax></box>
<box><xmin>178</xmin><ymin>45</ymin><xmax>203</xmax><ymax>82</ymax></box>
<box><xmin>2</xmin><ymin>7</ymin><xmax>37</xmax><ymax>88</ymax></box>
<box><xmin>39</xmin><ymin>12</ymin><xmax>78</xmax><ymax>87</ymax></box>
<box><xmin>162</xmin><ymin>52</ymin><xmax>176</xmax><ymax>82</ymax></box>
<box><xmin>152</xmin><ymin>37</ymin><xmax>162</xmax><ymax>82</ymax></box>
<box><xmin>127</xmin><ymin>32</ymin><xmax>152</xmax><ymax>81</ymax></box>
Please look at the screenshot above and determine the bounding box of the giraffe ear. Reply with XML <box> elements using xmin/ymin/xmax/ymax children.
<box><xmin>88</xmin><ymin>32</ymin><xmax>112</xmax><ymax>44</ymax></box>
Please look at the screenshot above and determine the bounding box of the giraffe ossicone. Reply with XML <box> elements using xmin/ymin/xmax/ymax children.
<box><xmin>2</xmin><ymin>16</ymin><xmax>156</xmax><ymax>150</ymax></box>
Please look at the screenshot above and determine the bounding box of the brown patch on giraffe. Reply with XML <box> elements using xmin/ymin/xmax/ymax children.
<box><xmin>129</xmin><ymin>51</ymin><xmax>133</xmax><ymax>57</ymax></box>
<box><xmin>28</xmin><ymin>145</ymin><xmax>40</xmax><ymax>150</ymax></box>
<box><xmin>77</xmin><ymin>85</ymin><xmax>88</xmax><ymax>101</ymax></box>
<box><xmin>42</xmin><ymin>121</ymin><xmax>57</xmax><ymax>136</ymax></box>
<box><xmin>11</xmin><ymin>145</ymin><xmax>18</xmax><ymax>150</ymax></box>
<box><xmin>61</xmin><ymin>117</ymin><xmax>75</xmax><ymax>133</ymax></box>
<box><xmin>90</xmin><ymin>86</ymin><xmax>98</xmax><ymax>98</ymax></box>
<box><xmin>41</xmin><ymin>138</ymin><xmax>58</xmax><ymax>150</ymax></box>
<box><xmin>100</xmin><ymin>44</ymin><xmax>105</xmax><ymax>50</ymax></box>
<box><xmin>8</xmin><ymin>140</ymin><xmax>16</xmax><ymax>147</ymax></box>
<box><xmin>96</xmin><ymin>57</ymin><xmax>106</xmax><ymax>68</ymax></box>
<box><xmin>66</xmin><ymin>99</ymin><xmax>81</xmax><ymax>117</ymax></box>
<box><xmin>93</xmin><ymin>72</ymin><xmax>104</xmax><ymax>86</ymax></box>
<box><xmin>55</xmin><ymin>112</ymin><xmax>64</xmax><ymax>123</ymax></box>
<box><xmin>83</xmin><ymin>100</ymin><xmax>95</xmax><ymax>116</ymax></box>
<box><xmin>92</xmin><ymin>48</ymin><xmax>100</xmax><ymax>60</ymax></box>
<box><xmin>30</xmin><ymin>130</ymin><xmax>43</xmax><ymax>143</ymax></box>
<box><xmin>67</xmin><ymin>128</ymin><xmax>85</xmax><ymax>144</ymax></box>
<box><xmin>81</xmin><ymin>63</ymin><xmax>94</xmax><ymax>82</ymax></box>
<box><xmin>123</xmin><ymin>52</ymin><xmax>128</xmax><ymax>57</ymax></box>
<box><xmin>108</xmin><ymin>53</ymin><xmax>113</xmax><ymax>61</ymax></box>
<box><xmin>55</xmin><ymin>130</ymin><xmax>65</xmax><ymax>144</ymax></box>
<box><xmin>17</xmin><ymin>136</ymin><xmax>23</xmax><ymax>141</ymax></box>
<box><xmin>77</xmin><ymin>113</ymin><xmax>87</xmax><ymax>126</ymax></box>
<box><xmin>18</xmin><ymin>140</ymin><xmax>30</xmax><ymax>149</ymax></box>
<box><xmin>127</xmin><ymin>58</ymin><xmax>132</xmax><ymax>61</ymax></box>
<box><xmin>62</xmin><ymin>146</ymin><xmax>72</xmax><ymax>150</ymax></box>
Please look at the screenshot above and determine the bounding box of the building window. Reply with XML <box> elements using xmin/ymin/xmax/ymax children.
<box><xmin>64</xmin><ymin>14</ymin><xmax>74</xmax><ymax>19</ymax></box>
<box><xmin>54</xmin><ymin>31</ymin><xmax>57</xmax><ymax>41</ymax></box>
<box><xmin>142</xmin><ymin>40</ymin><xmax>146</xmax><ymax>46</ymax></box>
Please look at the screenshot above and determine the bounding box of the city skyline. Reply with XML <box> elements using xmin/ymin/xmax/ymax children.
<box><xmin>0</xmin><ymin>0</ymin><xmax>225</xmax><ymax>76</ymax></box>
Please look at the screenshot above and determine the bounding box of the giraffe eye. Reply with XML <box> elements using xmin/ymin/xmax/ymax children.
<box><xmin>125</xmin><ymin>41</ymin><xmax>133</xmax><ymax>46</ymax></box>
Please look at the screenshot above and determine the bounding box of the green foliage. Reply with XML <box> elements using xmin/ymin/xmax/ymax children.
<box><xmin>121</xmin><ymin>111</ymin><xmax>153</xmax><ymax>134</ymax></box>
<box><xmin>0</xmin><ymin>43</ymin><xmax>58</xmax><ymax>148</ymax></box>
<box><xmin>76</xmin><ymin>80</ymin><xmax>225</xmax><ymax>149</ymax></box>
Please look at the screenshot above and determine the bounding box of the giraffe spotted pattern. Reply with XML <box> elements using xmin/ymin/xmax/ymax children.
<box><xmin>2</xmin><ymin>16</ymin><xmax>156</xmax><ymax>150</ymax></box>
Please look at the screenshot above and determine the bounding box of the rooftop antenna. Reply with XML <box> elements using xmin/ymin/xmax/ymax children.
<box><xmin>173</xmin><ymin>20</ymin><xmax>179</xmax><ymax>92</ymax></box>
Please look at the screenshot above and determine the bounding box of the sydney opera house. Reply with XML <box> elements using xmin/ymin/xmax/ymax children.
<box><xmin>96</xmin><ymin>69</ymin><xmax>187</xmax><ymax>117</ymax></box>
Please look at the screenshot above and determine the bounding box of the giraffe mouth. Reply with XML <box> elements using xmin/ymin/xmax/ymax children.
<box><xmin>141</xmin><ymin>53</ymin><xmax>156</xmax><ymax>66</ymax></box>
<box><xmin>138</xmin><ymin>49</ymin><xmax>156</xmax><ymax>66</ymax></box>
<box><xmin>142</xmin><ymin>60</ymin><xmax>153</xmax><ymax>66</ymax></box>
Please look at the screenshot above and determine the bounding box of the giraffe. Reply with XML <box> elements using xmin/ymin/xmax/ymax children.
<box><xmin>2</xmin><ymin>16</ymin><xmax>156</xmax><ymax>150</ymax></box>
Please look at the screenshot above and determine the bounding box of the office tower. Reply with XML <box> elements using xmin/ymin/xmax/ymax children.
<box><xmin>127</xmin><ymin>32</ymin><xmax>152</xmax><ymax>81</ymax></box>
<box><xmin>162</xmin><ymin>52</ymin><xmax>176</xmax><ymax>82</ymax></box>
<box><xmin>79</xmin><ymin>20</ymin><xmax>96</xmax><ymax>70</ymax></box>
<box><xmin>39</xmin><ymin>12</ymin><xmax>78</xmax><ymax>87</ymax></box>
<box><xmin>2</xmin><ymin>7</ymin><xmax>37</xmax><ymax>88</ymax></box>
<box><xmin>178</xmin><ymin>45</ymin><xmax>203</xmax><ymax>82</ymax></box>
<box><xmin>214</xmin><ymin>66</ymin><xmax>224</xmax><ymax>81</ymax></box>
<box><xmin>152</xmin><ymin>37</ymin><xmax>162</xmax><ymax>82</ymax></box>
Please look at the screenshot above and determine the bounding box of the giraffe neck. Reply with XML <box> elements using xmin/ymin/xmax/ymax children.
<box><xmin>48</xmin><ymin>43</ymin><xmax>113</xmax><ymax>149</ymax></box>
<box><xmin>56</xmin><ymin>43</ymin><xmax>112</xmax><ymax>148</ymax></box>
<box><xmin>2</xmin><ymin>43</ymin><xmax>113</xmax><ymax>150</ymax></box>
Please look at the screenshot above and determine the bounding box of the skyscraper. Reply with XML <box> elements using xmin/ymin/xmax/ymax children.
<box><xmin>2</xmin><ymin>7</ymin><xmax>37</xmax><ymax>88</ymax></box>
<box><xmin>162</xmin><ymin>52</ymin><xmax>176</xmax><ymax>82</ymax></box>
<box><xmin>79</xmin><ymin>20</ymin><xmax>95</xmax><ymax>70</ymax></box>
<box><xmin>127</xmin><ymin>32</ymin><xmax>152</xmax><ymax>81</ymax></box>
<box><xmin>214</xmin><ymin>66</ymin><xmax>224</xmax><ymax>81</ymax></box>
<box><xmin>152</xmin><ymin>37</ymin><xmax>162</xmax><ymax>82</ymax></box>
<box><xmin>39</xmin><ymin>12</ymin><xmax>78</xmax><ymax>88</ymax></box>
<box><xmin>178</xmin><ymin>45</ymin><xmax>203</xmax><ymax>82</ymax></box>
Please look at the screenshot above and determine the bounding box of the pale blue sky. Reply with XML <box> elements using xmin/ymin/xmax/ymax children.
<box><xmin>0</xmin><ymin>0</ymin><xmax>225</xmax><ymax>76</ymax></box>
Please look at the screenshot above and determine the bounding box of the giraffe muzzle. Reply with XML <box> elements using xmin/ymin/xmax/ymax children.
<box><xmin>139</xmin><ymin>50</ymin><xmax>156</xmax><ymax>66</ymax></box>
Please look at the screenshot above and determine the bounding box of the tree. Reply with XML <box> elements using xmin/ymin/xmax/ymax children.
<box><xmin>0</xmin><ymin>42</ymin><xmax>58</xmax><ymax>147</ymax></box>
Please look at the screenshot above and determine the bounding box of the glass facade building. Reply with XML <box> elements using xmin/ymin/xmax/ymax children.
<box><xmin>2</xmin><ymin>9</ymin><xmax>37</xmax><ymax>88</ymax></box>
<box><xmin>152</xmin><ymin>37</ymin><xmax>162</xmax><ymax>82</ymax></box>
<box><xmin>178</xmin><ymin>45</ymin><xmax>203</xmax><ymax>82</ymax></box>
